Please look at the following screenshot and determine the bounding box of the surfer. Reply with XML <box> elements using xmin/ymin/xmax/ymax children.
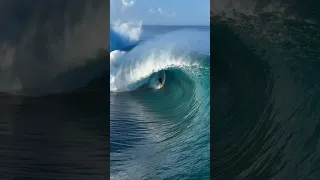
<box><xmin>158</xmin><ymin>77</ymin><xmax>163</xmax><ymax>84</ymax></box>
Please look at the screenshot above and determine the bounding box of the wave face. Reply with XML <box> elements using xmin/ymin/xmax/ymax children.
<box><xmin>0</xmin><ymin>0</ymin><xmax>108</xmax><ymax>96</ymax></box>
<box><xmin>212</xmin><ymin>0</ymin><xmax>320</xmax><ymax>179</ymax></box>
<box><xmin>110</xmin><ymin>24</ymin><xmax>210</xmax><ymax>179</ymax></box>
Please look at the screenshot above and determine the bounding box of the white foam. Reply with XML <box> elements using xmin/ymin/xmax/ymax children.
<box><xmin>112</xmin><ymin>20</ymin><xmax>142</xmax><ymax>42</ymax></box>
<box><xmin>110</xmin><ymin>29</ymin><xmax>210</xmax><ymax>92</ymax></box>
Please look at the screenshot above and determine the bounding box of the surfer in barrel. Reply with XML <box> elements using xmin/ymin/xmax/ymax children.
<box><xmin>158</xmin><ymin>77</ymin><xmax>163</xmax><ymax>85</ymax></box>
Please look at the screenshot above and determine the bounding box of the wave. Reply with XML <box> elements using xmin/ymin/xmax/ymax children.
<box><xmin>110</xmin><ymin>24</ymin><xmax>210</xmax><ymax>92</ymax></box>
<box><xmin>211</xmin><ymin>1</ymin><xmax>320</xmax><ymax>179</ymax></box>
<box><xmin>0</xmin><ymin>0</ymin><xmax>108</xmax><ymax>96</ymax></box>
<box><xmin>110</xmin><ymin>22</ymin><xmax>210</xmax><ymax>179</ymax></box>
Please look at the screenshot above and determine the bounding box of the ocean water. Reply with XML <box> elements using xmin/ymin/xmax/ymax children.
<box><xmin>211</xmin><ymin>0</ymin><xmax>320</xmax><ymax>179</ymax></box>
<box><xmin>110</xmin><ymin>25</ymin><xmax>210</xmax><ymax>179</ymax></box>
<box><xmin>0</xmin><ymin>1</ymin><xmax>109</xmax><ymax>179</ymax></box>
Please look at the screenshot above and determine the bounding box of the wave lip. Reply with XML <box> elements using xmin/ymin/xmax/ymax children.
<box><xmin>110</xmin><ymin>28</ymin><xmax>210</xmax><ymax>92</ymax></box>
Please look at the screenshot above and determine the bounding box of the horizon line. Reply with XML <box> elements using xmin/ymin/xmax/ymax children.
<box><xmin>110</xmin><ymin>23</ymin><xmax>209</xmax><ymax>26</ymax></box>
<box><xmin>142</xmin><ymin>24</ymin><xmax>210</xmax><ymax>26</ymax></box>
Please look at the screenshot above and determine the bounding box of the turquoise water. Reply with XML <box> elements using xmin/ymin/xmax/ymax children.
<box><xmin>110</xmin><ymin>25</ymin><xmax>210</xmax><ymax>179</ymax></box>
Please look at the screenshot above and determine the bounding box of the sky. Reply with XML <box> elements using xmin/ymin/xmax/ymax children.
<box><xmin>110</xmin><ymin>0</ymin><xmax>210</xmax><ymax>25</ymax></box>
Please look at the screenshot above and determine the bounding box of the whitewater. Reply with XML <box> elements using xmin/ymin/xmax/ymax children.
<box><xmin>110</xmin><ymin>22</ymin><xmax>209</xmax><ymax>92</ymax></box>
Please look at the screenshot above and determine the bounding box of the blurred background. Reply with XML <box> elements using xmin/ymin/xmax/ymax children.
<box><xmin>211</xmin><ymin>0</ymin><xmax>320</xmax><ymax>179</ymax></box>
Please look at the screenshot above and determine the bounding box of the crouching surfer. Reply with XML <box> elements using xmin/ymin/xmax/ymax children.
<box><xmin>158</xmin><ymin>77</ymin><xmax>163</xmax><ymax>88</ymax></box>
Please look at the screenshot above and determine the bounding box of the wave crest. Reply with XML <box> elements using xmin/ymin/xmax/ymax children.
<box><xmin>110</xmin><ymin>29</ymin><xmax>210</xmax><ymax>92</ymax></box>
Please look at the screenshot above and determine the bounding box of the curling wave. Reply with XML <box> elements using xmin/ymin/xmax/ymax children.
<box><xmin>212</xmin><ymin>0</ymin><xmax>320</xmax><ymax>179</ymax></box>
<box><xmin>110</xmin><ymin>26</ymin><xmax>210</xmax><ymax>92</ymax></box>
<box><xmin>110</xmin><ymin>23</ymin><xmax>210</xmax><ymax>179</ymax></box>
